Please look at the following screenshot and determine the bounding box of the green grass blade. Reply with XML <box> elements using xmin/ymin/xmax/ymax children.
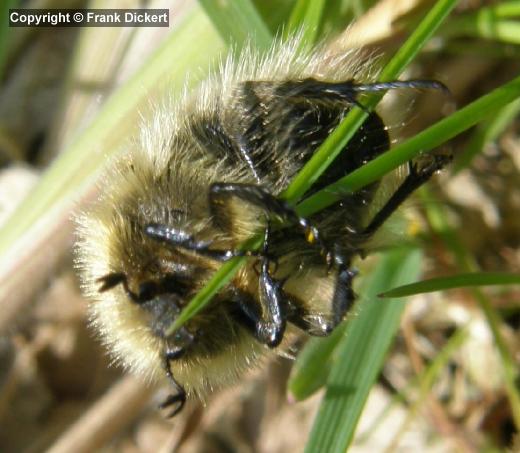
<box><xmin>304</xmin><ymin>248</ymin><xmax>423</xmax><ymax>452</ymax></box>
<box><xmin>297</xmin><ymin>74</ymin><xmax>520</xmax><ymax>216</ymax></box>
<box><xmin>288</xmin><ymin>319</ymin><xmax>346</xmax><ymax>401</ymax></box>
<box><xmin>167</xmin><ymin>235</ymin><xmax>263</xmax><ymax>335</ymax></box>
<box><xmin>379</xmin><ymin>272</ymin><xmax>520</xmax><ymax>298</ymax></box>
<box><xmin>282</xmin><ymin>0</ymin><xmax>460</xmax><ymax>204</ymax></box>
<box><xmin>285</xmin><ymin>0</ymin><xmax>327</xmax><ymax>46</ymax></box>
<box><xmin>199</xmin><ymin>0</ymin><xmax>272</xmax><ymax>50</ymax></box>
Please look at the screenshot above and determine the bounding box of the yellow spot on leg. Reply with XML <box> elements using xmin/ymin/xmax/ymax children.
<box><xmin>306</xmin><ymin>229</ymin><xmax>315</xmax><ymax>244</ymax></box>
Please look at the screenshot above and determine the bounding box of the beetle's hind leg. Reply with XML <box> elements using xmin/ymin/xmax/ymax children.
<box><xmin>285</xmin><ymin>250</ymin><xmax>357</xmax><ymax>336</ymax></box>
<box><xmin>330</xmin><ymin>258</ymin><xmax>357</xmax><ymax>327</ymax></box>
<box><xmin>363</xmin><ymin>153</ymin><xmax>451</xmax><ymax>236</ymax></box>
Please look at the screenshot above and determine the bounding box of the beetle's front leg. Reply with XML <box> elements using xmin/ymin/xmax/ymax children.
<box><xmin>160</xmin><ymin>349</ymin><xmax>187</xmax><ymax>418</ymax></box>
<box><xmin>160</xmin><ymin>328</ymin><xmax>194</xmax><ymax>418</ymax></box>
<box><xmin>144</xmin><ymin>223</ymin><xmax>261</xmax><ymax>261</ymax></box>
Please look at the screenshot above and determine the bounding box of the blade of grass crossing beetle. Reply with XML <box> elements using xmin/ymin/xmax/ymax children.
<box><xmin>304</xmin><ymin>248</ymin><xmax>423</xmax><ymax>453</ymax></box>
